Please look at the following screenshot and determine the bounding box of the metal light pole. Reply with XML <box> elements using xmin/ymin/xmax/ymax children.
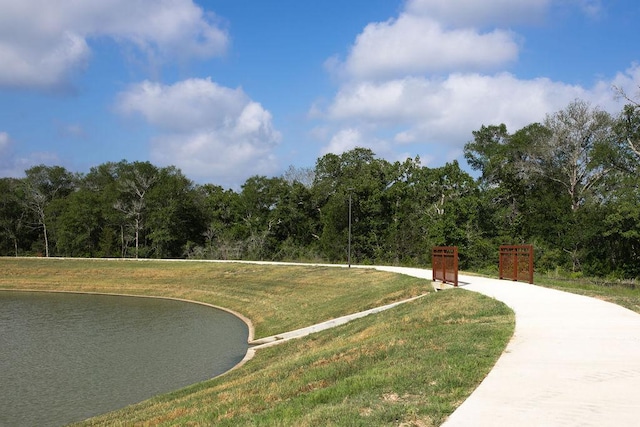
<box><xmin>348</xmin><ymin>188</ymin><xmax>353</xmax><ymax>268</ymax></box>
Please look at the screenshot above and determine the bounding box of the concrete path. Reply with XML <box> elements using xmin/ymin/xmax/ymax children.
<box><xmin>228</xmin><ymin>261</ymin><xmax>640</xmax><ymax>424</ymax></box>
<box><xmin>374</xmin><ymin>267</ymin><xmax>640</xmax><ymax>427</ymax></box>
<box><xmin>250</xmin><ymin>293</ymin><xmax>427</xmax><ymax>349</ymax></box>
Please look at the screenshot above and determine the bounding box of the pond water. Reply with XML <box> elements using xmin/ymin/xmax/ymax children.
<box><xmin>0</xmin><ymin>291</ymin><xmax>249</xmax><ymax>427</ymax></box>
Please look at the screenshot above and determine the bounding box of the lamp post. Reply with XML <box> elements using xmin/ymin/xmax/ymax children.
<box><xmin>348</xmin><ymin>188</ymin><xmax>353</xmax><ymax>268</ymax></box>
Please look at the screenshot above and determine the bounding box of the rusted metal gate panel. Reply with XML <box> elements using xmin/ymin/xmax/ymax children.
<box><xmin>432</xmin><ymin>246</ymin><xmax>458</xmax><ymax>287</ymax></box>
<box><xmin>499</xmin><ymin>245</ymin><xmax>534</xmax><ymax>284</ymax></box>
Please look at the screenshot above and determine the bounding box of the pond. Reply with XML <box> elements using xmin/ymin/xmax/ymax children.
<box><xmin>0</xmin><ymin>291</ymin><xmax>249</xmax><ymax>427</ymax></box>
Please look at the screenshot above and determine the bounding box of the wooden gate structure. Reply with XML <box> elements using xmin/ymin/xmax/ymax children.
<box><xmin>432</xmin><ymin>246</ymin><xmax>458</xmax><ymax>287</ymax></box>
<box><xmin>499</xmin><ymin>245</ymin><xmax>534</xmax><ymax>284</ymax></box>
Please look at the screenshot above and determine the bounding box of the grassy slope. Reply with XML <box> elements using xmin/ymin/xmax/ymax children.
<box><xmin>1</xmin><ymin>258</ymin><xmax>513</xmax><ymax>426</ymax></box>
<box><xmin>534</xmin><ymin>275</ymin><xmax>640</xmax><ymax>315</ymax></box>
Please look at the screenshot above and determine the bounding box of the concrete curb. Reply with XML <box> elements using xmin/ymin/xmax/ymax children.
<box><xmin>249</xmin><ymin>293</ymin><xmax>428</xmax><ymax>349</ymax></box>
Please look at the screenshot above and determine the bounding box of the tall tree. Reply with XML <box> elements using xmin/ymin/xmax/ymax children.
<box><xmin>237</xmin><ymin>176</ymin><xmax>293</xmax><ymax>260</ymax></box>
<box><xmin>196</xmin><ymin>184</ymin><xmax>240</xmax><ymax>259</ymax></box>
<box><xmin>146</xmin><ymin>166</ymin><xmax>204</xmax><ymax>258</ymax></box>
<box><xmin>0</xmin><ymin>178</ymin><xmax>28</xmax><ymax>256</ymax></box>
<box><xmin>533</xmin><ymin>100</ymin><xmax>613</xmax><ymax>212</ymax></box>
<box><xmin>312</xmin><ymin>148</ymin><xmax>393</xmax><ymax>263</ymax></box>
<box><xmin>613</xmin><ymin>104</ymin><xmax>640</xmax><ymax>172</ymax></box>
<box><xmin>465</xmin><ymin>123</ymin><xmax>550</xmax><ymax>243</ymax></box>
<box><xmin>282</xmin><ymin>165</ymin><xmax>315</xmax><ymax>188</ymax></box>
<box><xmin>21</xmin><ymin>165</ymin><xmax>77</xmax><ymax>257</ymax></box>
<box><xmin>383</xmin><ymin>156</ymin><xmax>424</xmax><ymax>264</ymax></box>
<box><xmin>113</xmin><ymin>161</ymin><xmax>158</xmax><ymax>258</ymax></box>
<box><xmin>83</xmin><ymin>162</ymin><xmax>126</xmax><ymax>257</ymax></box>
<box><xmin>52</xmin><ymin>189</ymin><xmax>103</xmax><ymax>257</ymax></box>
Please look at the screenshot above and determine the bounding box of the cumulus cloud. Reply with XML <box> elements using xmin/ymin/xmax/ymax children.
<box><xmin>0</xmin><ymin>0</ymin><xmax>228</xmax><ymax>89</ymax></box>
<box><xmin>317</xmin><ymin>0</ymin><xmax>636</xmax><ymax>165</ymax></box>
<box><xmin>116</xmin><ymin>78</ymin><xmax>281</xmax><ymax>187</ymax></box>
<box><xmin>322</xmin><ymin>128</ymin><xmax>398</xmax><ymax>162</ymax></box>
<box><xmin>319</xmin><ymin>67</ymin><xmax>640</xmax><ymax>165</ymax></box>
<box><xmin>330</xmin><ymin>73</ymin><xmax>589</xmax><ymax>131</ymax></box>
<box><xmin>116</xmin><ymin>78</ymin><xmax>246</xmax><ymax>132</ymax></box>
<box><xmin>322</xmin><ymin>128</ymin><xmax>364</xmax><ymax>155</ymax></box>
<box><xmin>339</xmin><ymin>14</ymin><xmax>519</xmax><ymax>80</ymax></box>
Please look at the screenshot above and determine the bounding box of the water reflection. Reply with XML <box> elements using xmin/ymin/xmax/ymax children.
<box><xmin>0</xmin><ymin>291</ymin><xmax>249</xmax><ymax>427</ymax></box>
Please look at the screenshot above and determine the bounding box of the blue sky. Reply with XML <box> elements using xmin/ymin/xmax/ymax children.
<box><xmin>1</xmin><ymin>0</ymin><xmax>639</xmax><ymax>189</ymax></box>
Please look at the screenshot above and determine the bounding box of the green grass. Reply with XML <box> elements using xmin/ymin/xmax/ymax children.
<box><xmin>75</xmin><ymin>291</ymin><xmax>511</xmax><ymax>426</ymax></box>
<box><xmin>0</xmin><ymin>258</ymin><xmax>514</xmax><ymax>426</ymax></box>
<box><xmin>470</xmin><ymin>266</ymin><xmax>640</xmax><ymax>315</ymax></box>
<box><xmin>534</xmin><ymin>274</ymin><xmax>640</xmax><ymax>314</ymax></box>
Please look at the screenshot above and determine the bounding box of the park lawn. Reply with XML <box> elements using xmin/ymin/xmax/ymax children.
<box><xmin>535</xmin><ymin>274</ymin><xmax>640</xmax><ymax>315</ymax></box>
<box><xmin>0</xmin><ymin>258</ymin><xmax>514</xmax><ymax>426</ymax></box>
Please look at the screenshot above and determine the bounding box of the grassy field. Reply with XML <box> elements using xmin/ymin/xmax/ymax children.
<box><xmin>471</xmin><ymin>266</ymin><xmax>640</xmax><ymax>315</ymax></box>
<box><xmin>534</xmin><ymin>274</ymin><xmax>640</xmax><ymax>315</ymax></box>
<box><xmin>0</xmin><ymin>258</ymin><xmax>514</xmax><ymax>426</ymax></box>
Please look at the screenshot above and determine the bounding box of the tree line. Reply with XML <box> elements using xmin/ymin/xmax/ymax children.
<box><xmin>1</xmin><ymin>99</ymin><xmax>639</xmax><ymax>278</ymax></box>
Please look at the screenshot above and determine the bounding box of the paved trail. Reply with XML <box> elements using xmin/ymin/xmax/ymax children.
<box><xmin>229</xmin><ymin>261</ymin><xmax>640</xmax><ymax>425</ymax></box>
<box><xmin>375</xmin><ymin>267</ymin><xmax>640</xmax><ymax>427</ymax></box>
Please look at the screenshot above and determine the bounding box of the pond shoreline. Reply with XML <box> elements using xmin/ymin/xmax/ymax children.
<box><xmin>0</xmin><ymin>287</ymin><xmax>258</xmax><ymax>379</ymax></box>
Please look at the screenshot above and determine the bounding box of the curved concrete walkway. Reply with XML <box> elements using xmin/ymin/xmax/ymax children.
<box><xmin>375</xmin><ymin>267</ymin><xmax>640</xmax><ymax>427</ymax></box>
<box><xmin>220</xmin><ymin>261</ymin><xmax>640</xmax><ymax>424</ymax></box>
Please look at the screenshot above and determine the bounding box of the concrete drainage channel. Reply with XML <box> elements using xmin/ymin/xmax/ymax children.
<box><xmin>249</xmin><ymin>293</ymin><xmax>428</xmax><ymax>350</ymax></box>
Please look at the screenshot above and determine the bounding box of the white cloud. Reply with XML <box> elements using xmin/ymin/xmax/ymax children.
<box><xmin>339</xmin><ymin>14</ymin><xmax>519</xmax><ymax>80</ymax></box>
<box><xmin>0</xmin><ymin>31</ymin><xmax>90</xmax><ymax>88</ymax></box>
<box><xmin>319</xmin><ymin>68</ymin><xmax>640</xmax><ymax>163</ymax></box>
<box><xmin>316</xmin><ymin>0</ymin><xmax>637</xmax><ymax>166</ymax></box>
<box><xmin>116</xmin><ymin>78</ymin><xmax>246</xmax><ymax>132</ymax></box>
<box><xmin>608</xmin><ymin>63</ymin><xmax>640</xmax><ymax>106</ymax></box>
<box><xmin>328</xmin><ymin>73</ymin><xmax>576</xmax><ymax>129</ymax></box>
<box><xmin>150</xmin><ymin>132</ymin><xmax>279</xmax><ymax>189</ymax></box>
<box><xmin>116</xmin><ymin>78</ymin><xmax>281</xmax><ymax>187</ymax></box>
<box><xmin>322</xmin><ymin>128</ymin><xmax>364</xmax><ymax>155</ymax></box>
<box><xmin>322</xmin><ymin>128</ymin><xmax>398</xmax><ymax>161</ymax></box>
<box><xmin>0</xmin><ymin>0</ymin><xmax>228</xmax><ymax>89</ymax></box>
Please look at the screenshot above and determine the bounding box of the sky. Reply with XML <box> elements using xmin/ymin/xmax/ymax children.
<box><xmin>1</xmin><ymin>0</ymin><xmax>639</xmax><ymax>189</ymax></box>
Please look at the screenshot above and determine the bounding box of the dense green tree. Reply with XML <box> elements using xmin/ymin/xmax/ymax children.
<box><xmin>195</xmin><ymin>184</ymin><xmax>241</xmax><ymax>259</ymax></box>
<box><xmin>313</xmin><ymin>148</ymin><xmax>394</xmax><ymax>263</ymax></box>
<box><xmin>269</xmin><ymin>180</ymin><xmax>319</xmax><ymax>260</ymax></box>
<box><xmin>383</xmin><ymin>156</ymin><xmax>425</xmax><ymax>264</ymax></box>
<box><xmin>0</xmin><ymin>178</ymin><xmax>31</xmax><ymax>256</ymax></box>
<box><xmin>52</xmin><ymin>189</ymin><xmax>103</xmax><ymax>257</ymax></box>
<box><xmin>1</xmin><ymin>98</ymin><xmax>639</xmax><ymax>278</ymax></box>
<box><xmin>599</xmin><ymin>177</ymin><xmax>640</xmax><ymax>277</ymax></box>
<box><xmin>612</xmin><ymin>104</ymin><xmax>640</xmax><ymax>172</ymax></box>
<box><xmin>83</xmin><ymin>162</ymin><xmax>126</xmax><ymax>257</ymax></box>
<box><xmin>113</xmin><ymin>161</ymin><xmax>158</xmax><ymax>258</ymax></box>
<box><xmin>533</xmin><ymin>100</ymin><xmax>613</xmax><ymax>212</ymax></box>
<box><xmin>235</xmin><ymin>176</ymin><xmax>285</xmax><ymax>259</ymax></box>
<box><xmin>146</xmin><ymin>166</ymin><xmax>204</xmax><ymax>258</ymax></box>
<box><xmin>418</xmin><ymin>162</ymin><xmax>483</xmax><ymax>268</ymax></box>
<box><xmin>21</xmin><ymin>165</ymin><xmax>77</xmax><ymax>256</ymax></box>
